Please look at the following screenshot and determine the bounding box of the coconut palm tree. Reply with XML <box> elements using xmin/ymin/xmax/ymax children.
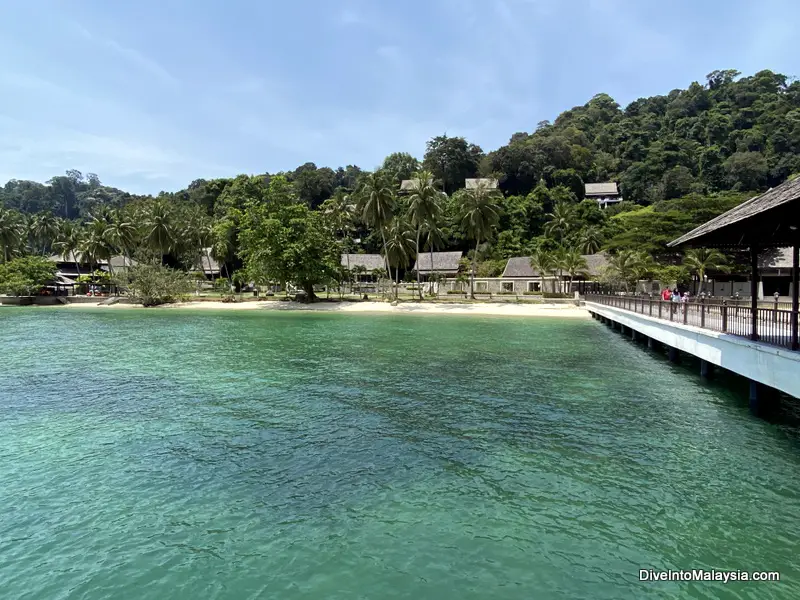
<box><xmin>608</xmin><ymin>250</ymin><xmax>656</xmax><ymax>292</ymax></box>
<box><xmin>578</xmin><ymin>226</ymin><xmax>603</xmax><ymax>254</ymax></box>
<box><xmin>384</xmin><ymin>217</ymin><xmax>415</xmax><ymax>300</ymax></box>
<box><xmin>560</xmin><ymin>247</ymin><xmax>589</xmax><ymax>295</ymax></box>
<box><xmin>141</xmin><ymin>201</ymin><xmax>174</xmax><ymax>263</ymax></box>
<box><xmin>30</xmin><ymin>212</ymin><xmax>61</xmax><ymax>256</ymax></box>
<box><xmin>357</xmin><ymin>171</ymin><xmax>395</xmax><ymax>287</ymax></box>
<box><xmin>684</xmin><ymin>248</ymin><xmax>729</xmax><ymax>293</ymax></box>
<box><xmin>406</xmin><ymin>170</ymin><xmax>444</xmax><ymax>300</ymax></box>
<box><xmin>0</xmin><ymin>207</ymin><xmax>24</xmax><ymax>263</ymax></box>
<box><xmin>530</xmin><ymin>249</ymin><xmax>556</xmax><ymax>293</ymax></box>
<box><xmin>53</xmin><ymin>221</ymin><xmax>85</xmax><ymax>277</ymax></box>
<box><xmin>423</xmin><ymin>222</ymin><xmax>446</xmax><ymax>296</ymax></box>
<box><xmin>544</xmin><ymin>203</ymin><xmax>576</xmax><ymax>246</ymax></box>
<box><xmin>82</xmin><ymin>217</ymin><xmax>116</xmax><ymax>278</ymax></box>
<box><xmin>458</xmin><ymin>181</ymin><xmax>501</xmax><ymax>299</ymax></box>
<box><xmin>106</xmin><ymin>210</ymin><xmax>138</xmax><ymax>264</ymax></box>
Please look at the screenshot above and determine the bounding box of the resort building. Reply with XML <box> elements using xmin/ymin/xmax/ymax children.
<box><xmin>341</xmin><ymin>254</ymin><xmax>386</xmax><ymax>282</ymax></box>
<box><xmin>701</xmin><ymin>248</ymin><xmax>796</xmax><ymax>298</ymax></box>
<box><xmin>192</xmin><ymin>251</ymin><xmax>221</xmax><ymax>280</ymax></box>
<box><xmin>500</xmin><ymin>252</ymin><xmax>609</xmax><ymax>294</ymax></box>
<box><xmin>413</xmin><ymin>251</ymin><xmax>463</xmax><ymax>281</ymax></box>
<box><xmin>585</xmin><ymin>182</ymin><xmax>623</xmax><ymax>209</ymax></box>
<box><xmin>400</xmin><ymin>178</ymin><xmax>434</xmax><ymax>193</ymax></box>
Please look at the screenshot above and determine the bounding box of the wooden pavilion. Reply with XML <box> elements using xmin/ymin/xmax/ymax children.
<box><xmin>669</xmin><ymin>176</ymin><xmax>800</xmax><ymax>350</ymax></box>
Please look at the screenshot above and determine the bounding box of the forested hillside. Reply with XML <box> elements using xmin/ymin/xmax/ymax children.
<box><xmin>1</xmin><ymin>69</ymin><xmax>798</xmax><ymax>289</ymax></box>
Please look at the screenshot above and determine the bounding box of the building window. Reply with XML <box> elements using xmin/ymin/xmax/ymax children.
<box><xmin>475</xmin><ymin>281</ymin><xmax>488</xmax><ymax>292</ymax></box>
<box><xmin>501</xmin><ymin>281</ymin><xmax>513</xmax><ymax>293</ymax></box>
<box><xmin>527</xmin><ymin>281</ymin><xmax>540</xmax><ymax>293</ymax></box>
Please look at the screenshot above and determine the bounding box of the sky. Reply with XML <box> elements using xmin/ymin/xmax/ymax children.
<box><xmin>1</xmin><ymin>0</ymin><xmax>799</xmax><ymax>195</ymax></box>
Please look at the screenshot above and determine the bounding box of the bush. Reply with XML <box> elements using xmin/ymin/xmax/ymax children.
<box><xmin>0</xmin><ymin>256</ymin><xmax>57</xmax><ymax>296</ymax></box>
<box><xmin>523</xmin><ymin>291</ymin><xmax>543</xmax><ymax>296</ymax></box>
<box><xmin>542</xmin><ymin>292</ymin><xmax>570</xmax><ymax>299</ymax></box>
<box><xmin>497</xmin><ymin>291</ymin><xmax>516</xmax><ymax>295</ymax></box>
<box><xmin>122</xmin><ymin>264</ymin><xmax>193</xmax><ymax>307</ymax></box>
<box><xmin>446</xmin><ymin>290</ymin><xmax>467</xmax><ymax>295</ymax></box>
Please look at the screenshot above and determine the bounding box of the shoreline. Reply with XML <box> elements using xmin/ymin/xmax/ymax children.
<box><xmin>51</xmin><ymin>300</ymin><xmax>590</xmax><ymax>318</ymax></box>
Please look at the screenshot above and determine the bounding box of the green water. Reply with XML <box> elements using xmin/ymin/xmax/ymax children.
<box><xmin>1</xmin><ymin>308</ymin><xmax>799</xmax><ymax>599</ymax></box>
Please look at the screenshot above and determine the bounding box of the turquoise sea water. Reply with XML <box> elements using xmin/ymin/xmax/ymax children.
<box><xmin>1</xmin><ymin>307</ymin><xmax>799</xmax><ymax>599</ymax></box>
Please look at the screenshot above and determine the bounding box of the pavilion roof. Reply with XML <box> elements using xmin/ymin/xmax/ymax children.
<box><xmin>465</xmin><ymin>178</ymin><xmax>499</xmax><ymax>190</ymax></box>
<box><xmin>413</xmin><ymin>251</ymin><xmax>462</xmax><ymax>273</ymax></box>
<box><xmin>669</xmin><ymin>176</ymin><xmax>800</xmax><ymax>249</ymax></box>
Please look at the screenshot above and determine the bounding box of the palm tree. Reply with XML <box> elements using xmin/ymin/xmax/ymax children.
<box><xmin>423</xmin><ymin>222</ymin><xmax>446</xmax><ymax>296</ymax></box>
<box><xmin>30</xmin><ymin>212</ymin><xmax>61</xmax><ymax>256</ymax></box>
<box><xmin>544</xmin><ymin>203</ymin><xmax>575</xmax><ymax>246</ymax></box>
<box><xmin>106</xmin><ymin>210</ymin><xmax>138</xmax><ymax>264</ymax></box>
<box><xmin>141</xmin><ymin>201</ymin><xmax>174</xmax><ymax>263</ymax></box>
<box><xmin>608</xmin><ymin>250</ymin><xmax>656</xmax><ymax>292</ymax></box>
<box><xmin>357</xmin><ymin>171</ymin><xmax>395</xmax><ymax>288</ymax></box>
<box><xmin>458</xmin><ymin>181</ymin><xmax>501</xmax><ymax>299</ymax></box>
<box><xmin>384</xmin><ymin>218</ymin><xmax>415</xmax><ymax>299</ymax></box>
<box><xmin>322</xmin><ymin>191</ymin><xmax>357</xmax><ymax>293</ymax></box>
<box><xmin>560</xmin><ymin>248</ymin><xmax>589</xmax><ymax>296</ymax></box>
<box><xmin>406</xmin><ymin>170</ymin><xmax>444</xmax><ymax>300</ymax></box>
<box><xmin>0</xmin><ymin>207</ymin><xmax>24</xmax><ymax>263</ymax></box>
<box><xmin>684</xmin><ymin>248</ymin><xmax>729</xmax><ymax>293</ymax></box>
<box><xmin>530</xmin><ymin>249</ymin><xmax>556</xmax><ymax>293</ymax></box>
<box><xmin>578</xmin><ymin>226</ymin><xmax>603</xmax><ymax>254</ymax></box>
<box><xmin>53</xmin><ymin>221</ymin><xmax>85</xmax><ymax>277</ymax></box>
<box><xmin>82</xmin><ymin>217</ymin><xmax>116</xmax><ymax>281</ymax></box>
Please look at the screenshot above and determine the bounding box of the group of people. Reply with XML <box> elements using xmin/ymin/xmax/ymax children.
<box><xmin>661</xmin><ymin>288</ymin><xmax>690</xmax><ymax>313</ymax></box>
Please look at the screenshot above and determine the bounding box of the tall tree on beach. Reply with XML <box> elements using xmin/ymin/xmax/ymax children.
<box><xmin>0</xmin><ymin>207</ymin><xmax>24</xmax><ymax>263</ymax></box>
<box><xmin>406</xmin><ymin>170</ymin><xmax>444</xmax><ymax>300</ymax></box>
<box><xmin>53</xmin><ymin>221</ymin><xmax>85</xmax><ymax>277</ymax></box>
<box><xmin>141</xmin><ymin>201</ymin><xmax>174</xmax><ymax>264</ymax></box>
<box><xmin>560</xmin><ymin>247</ymin><xmax>589</xmax><ymax>295</ymax></box>
<box><xmin>384</xmin><ymin>217</ymin><xmax>415</xmax><ymax>299</ymax></box>
<box><xmin>457</xmin><ymin>180</ymin><xmax>501</xmax><ymax>299</ymax></box>
<box><xmin>530</xmin><ymin>249</ymin><xmax>556</xmax><ymax>293</ymax></box>
<box><xmin>357</xmin><ymin>171</ymin><xmax>395</xmax><ymax>288</ymax></box>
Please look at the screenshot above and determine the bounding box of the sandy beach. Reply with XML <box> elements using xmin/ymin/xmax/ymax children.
<box><xmin>58</xmin><ymin>300</ymin><xmax>589</xmax><ymax>318</ymax></box>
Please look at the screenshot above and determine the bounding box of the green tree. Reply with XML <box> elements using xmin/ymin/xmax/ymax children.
<box><xmin>381</xmin><ymin>152</ymin><xmax>420</xmax><ymax>184</ymax></box>
<box><xmin>544</xmin><ymin>203</ymin><xmax>576</xmax><ymax>245</ymax></box>
<box><xmin>356</xmin><ymin>171</ymin><xmax>395</xmax><ymax>287</ymax></box>
<box><xmin>53</xmin><ymin>221</ymin><xmax>85</xmax><ymax>276</ymax></box>
<box><xmin>423</xmin><ymin>134</ymin><xmax>484</xmax><ymax>194</ymax></box>
<box><xmin>530</xmin><ymin>249</ymin><xmax>556</xmax><ymax>293</ymax></box>
<box><xmin>0</xmin><ymin>207</ymin><xmax>24</xmax><ymax>263</ymax></box>
<box><xmin>406</xmin><ymin>170</ymin><xmax>444</xmax><ymax>300</ymax></box>
<box><xmin>683</xmin><ymin>248</ymin><xmax>729</xmax><ymax>290</ymax></box>
<box><xmin>457</xmin><ymin>181</ymin><xmax>501</xmax><ymax>299</ymax></box>
<box><xmin>384</xmin><ymin>218</ymin><xmax>415</xmax><ymax>299</ymax></box>
<box><xmin>0</xmin><ymin>256</ymin><xmax>57</xmax><ymax>296</ymax></box>
<box><xmin>560</xmin><ymin>248</ymin><xmax>588</xmax><ymax>295</ymax></box>
<box><xmin>239</xmin><ymin>201</ymin><xmax>339</xmax><ymax>301</ymax></box>
<box><xmin>140</xmin><ymin>201</ymin><xmax>174</xmax><ymax>264</ymax></box>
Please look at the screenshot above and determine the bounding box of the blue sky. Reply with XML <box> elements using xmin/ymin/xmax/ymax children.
<box><xmin>1</xmin><ymin>0</ymin><xmax>799</xmax><ymax>194</ymax></box>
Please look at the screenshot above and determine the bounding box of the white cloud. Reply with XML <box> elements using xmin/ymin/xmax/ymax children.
<box><xmin>71</xmin><ymin>23</ymin><xmax>179</xmax><ymax>88</ymax></box>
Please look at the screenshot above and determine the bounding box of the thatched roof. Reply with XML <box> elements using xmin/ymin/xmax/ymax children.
<box><xmin>341</xmin><ymin>253</ymin><xmax>385</xmax><ymax>271</ymax></box>
<box><xmin>400</xmin><ymin>178</ymin><xmax>434</xmax><ymax>192</ymax></box>
<box><xmin>669</xmin><ymin>176</ymin><xmax>800</xmax><ymax>249</ymax></box>
<box><xmin>49</xmin><ymin>252</ymin><xmax>89</xmax><ymax>264</ymax></box>
<box><xmin>465</xmin><ymin>178</ymin><xmax>499</xmax><ymax>190</ymax></box>
<box><xmin>413</xmin><ymin>251</ymin><xmax>462</xmax><ymax>273</ymax></box>
<box><xmin>585</xmin><ymin>183</ymin><xmax>619</xmax><ymax>196</ymax></box>
<box><xmin>502</xmin><ymin>257</ymin><xmax>540</xmax><ymax>278</ymax></box>
<box><xmin>502</xmin><ymin>252</ymin><xmax>609</xmax><ymax>278</ymax></box>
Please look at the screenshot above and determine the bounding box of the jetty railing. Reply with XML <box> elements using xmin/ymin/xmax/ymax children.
<box><xmin>586</xmin><ymin>294</ymin><xmax>799</xmax><ymax>352</ymax></box>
